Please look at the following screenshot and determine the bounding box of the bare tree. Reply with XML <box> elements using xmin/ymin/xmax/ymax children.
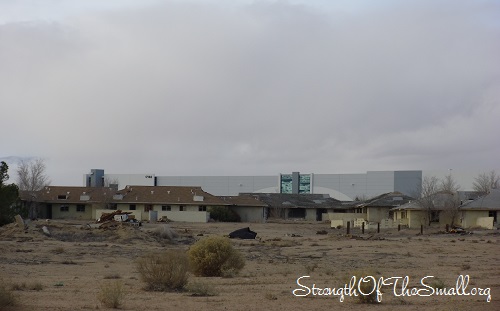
<box><xmin>415</xmin><ymin>176</ymin><xmax>439</xmax><ymax>226</ymax></box>
<box><xmin>439</xmin><ymin>174</ymin><xmax>461</xmax><ymax>227</ymax></box>
<box><xmin>472</xmin><ymin>170</ymin><xmax>499</xmax><ymax>195</ymax></box>
<box><xmin>17</xmin><ymin>158</ymin><xmax>50</xmax><ymax>219</ymax></box>
<box><xmin>440</xmin><ymin>174</ymin><xmax>460</xmax><ymax>193</ymax></box>
<box><xmin>103</xmin><ymin>176</ymin><xmax>120</xmax><ymax>189</ymax></box>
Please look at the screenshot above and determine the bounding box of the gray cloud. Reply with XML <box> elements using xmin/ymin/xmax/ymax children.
<box><xmin>1</xmin><ymin>0</ymin><xmax>499</xmax><ymax>185</ymax></box>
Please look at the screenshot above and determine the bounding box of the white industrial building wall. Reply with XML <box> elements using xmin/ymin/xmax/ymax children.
<box><xmin>155</xmin><ymin>175</ymin><xmax>278</xmax><ymax>196</ymax></box>
<box><xmin>104</xmin><ymin>174</ymin><xmax>155</xmax><ymax>189</ymax></box>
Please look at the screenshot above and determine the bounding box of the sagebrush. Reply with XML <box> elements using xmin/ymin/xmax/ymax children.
<box><xmin>136</xmin><ymin>251</ymin><xmax>189</xmax><ymax>291</ymax></box>
<box><xmin>188</xmin><ymin>236</ymin><xmax>245</xmax><ymax>277</ymax></box>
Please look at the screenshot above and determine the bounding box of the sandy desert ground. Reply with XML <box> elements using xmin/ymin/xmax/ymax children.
<box><xmin>0</xmin><ymin>219</ymin><xmax>499</xmax><ymax>311</ymax></box>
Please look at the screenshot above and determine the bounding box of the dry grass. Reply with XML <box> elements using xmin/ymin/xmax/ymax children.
<box><xmin>51</xmin><ymin>247</ymin><xmax>65</xmax><ymax>254</ymax></box>
<box><xmin>11</xmin><ymin>281</ymin><xmax>44</xmax><ymax>291</ymax></box>
<box><xmin>103</xmin><ymin>273</ymin><xmax>122</xmax><ymax>280</ymax></box>
<box><xmin>97</xmin><ymin>280</ymin><xmax>125</xmax><ymax>309</ymax></box>
<box><xmin>185</xmin><ymin>280</ymin><xmax>218</xmax><ymax>296</ymax></box>
<box><xmin>0</xmin><ymin>279</ymin><xmax>16</xmax><ymax>308</ymax></box>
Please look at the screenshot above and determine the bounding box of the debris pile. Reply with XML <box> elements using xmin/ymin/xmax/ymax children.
<box><xmin>96</xmin><ymin>210</ymin><xmax>141</xmax><ymax>228</ymax></box>
<box><xmin>229</xmin><ymin>227</ymin><xmax>257</xmax><ymax>239</ymax></box>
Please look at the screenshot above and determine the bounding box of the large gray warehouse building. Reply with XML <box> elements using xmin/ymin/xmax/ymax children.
<box><xmin>85</xmin><ymin>169</ymin><xmax>425</xmax><ymax>201</ymax></box>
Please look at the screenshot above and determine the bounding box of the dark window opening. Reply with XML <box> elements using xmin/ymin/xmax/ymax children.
<box><xmin>489</xmin><ymin>211</ymin><xmax>497</xmax><ymax>223</ymax></box>
<box><xmin>129</xmin><ymin>204</ymin><xmax>136</xmax><ymax>210</ymax></box>
<box><xmin>287</xmin><ymin>208</ymin><xmax>306</xmax><ymax>218</ymax></box>
<box><xmin>60</xmin><ymin>206</ymin><xmax>69</xmax><ymax>212</ymax></box>
<box><xmin>162</xmin><ymin>205</ymin><xmax>171</xmax><ymax>211</ymax></box>
<box><xmin>179</xmin><ymin>205</ymin><xmax>184</xmax><ymax>211</ymax></box>
<box><xmin>430</xmin><ymin>211</ymin><xmax>440</xmax><ymax>223</ymax></box>
<box><xmin>199</xmin><ymin>206</ymin><xmax>207</xmax><ymax>211</ymax></box>
<box><xmin>76</xmin><ymin>205</ymin><xmax>85</xmax><ymax>212</ymax></box>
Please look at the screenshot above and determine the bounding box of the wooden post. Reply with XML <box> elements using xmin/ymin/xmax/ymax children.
<box><xmin>377</xmin><ymin>222</ymin><xmax>380</xmax><ymax>233</ymax></box>
<box><xmin>362</xmin><ymin>222</ymin><xmax>365</xmax><ymax>234</ymax></box>
<box><xmin>420</xmin><ymin>225</ymin><xmax>423</xmax><ymax>235</ymax></box>
<box><xmin>347</xmin><ymin>221</ymin><xmax>351</xmax><ymax>235</ymax></box>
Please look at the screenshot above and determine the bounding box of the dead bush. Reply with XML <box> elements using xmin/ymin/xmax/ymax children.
<box><xmin>155</xmin><ymin>225</ymin><xmax>178</xmax><ymax>240</ymax></box>
<box><xmin>188</xmin><ymin>236</ymin><xmax>245</xmax><ymax>277</ymax></box>
<box><xmin>136</xmin><ymin>251</ymin><xmax>189</xmax><ymax>291</ymax></box>
<box><xmin>97</xmin><ymin>280</ymin><xmax>125</xmax><ymax>309</ymax></box>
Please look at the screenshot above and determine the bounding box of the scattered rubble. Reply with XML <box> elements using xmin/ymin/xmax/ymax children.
<box><xmin>96</xmin><ymin>210</ymin><xmax>141</xmax><ymax>228</ymax></box>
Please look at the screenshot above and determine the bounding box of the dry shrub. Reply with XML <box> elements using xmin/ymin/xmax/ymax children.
<box><xmin>97</xmin><ymin>280</ymin><xmax>124</xmax><ymax>309</ymax></box>
<box><xmin>185</xmin><ymin>280</ymin><xmax>218</xmax><ymax>296</ymax></box>
<box><xmin>155</xmin><ymin>225</ymin><xmax>178</xmax><ymax>240</ymax></box>
<box><xmin>346</xmin><ymin>269</ymin><xmax>380</xmax><ymax>304</ymax></box>
<box><xmin>136</xmin><ymin>251</ymin><xmax>189</xmax><ymax>291</ymax></box>
<box><xmin>188</xmin><ymin>236</ymin><xmax>245</xmax><ymax>277</ymax></box>
<box><xmin>0</xmin><ymin>279</ymin><xmax>16</xmax><ymax>308</ymax></box>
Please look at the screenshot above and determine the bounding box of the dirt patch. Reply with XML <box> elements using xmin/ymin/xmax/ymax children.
<box><xmin>0</xmin><ymin>220</ymin><xmax>499</xmax><ymax>310</ymax></box>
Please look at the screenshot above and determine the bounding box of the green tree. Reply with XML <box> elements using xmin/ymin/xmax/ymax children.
<box><xmin>0</xmin><ymin>161</ymin><xmax>20</xmax><ymax>226</ymax></box>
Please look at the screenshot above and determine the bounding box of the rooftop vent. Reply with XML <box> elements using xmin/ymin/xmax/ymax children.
<box><xmin>193</xmin><ymin>195</ymin><xmax>204</xmax><ymax>202</ymax></box>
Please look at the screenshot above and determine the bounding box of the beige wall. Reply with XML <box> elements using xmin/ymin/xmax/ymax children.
<box><xmin>52</xmin><ymin>203</ymin><xmax>93</xmax><ymax>220</ymax></box>
<box><xmin>328</xmin><ymin>212</ymin><xmax>367</xmax><ymax>222</ymax></box>
<box><xmin>367</xmin><ymin>207</ymin><xmax>389</xmax><ymax>222</ymax></box>
<box><xmin>407</xmin><ymin>210</ymin><xmax>427</xmax><ymax>228</ymax></box>
<box><xmin>476</xmin><ymin>217</ymin><xmax>494</xmax><ymax>229</ymax></box>
<box><xmin>230</xmin><ymin>206</ymin><xmax>265</xmax><ymax>223</ymax></box>
<box><xmin>157</xmin><ymin>211</ymin><xmax>209</xmax><ymax>222</ymax></box>
<box><xmin>461</xmin><ymin>210</ymin><xmax>489</xmax><ymax>228</ymax></box>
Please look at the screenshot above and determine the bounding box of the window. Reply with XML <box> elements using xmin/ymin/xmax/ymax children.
<box><xmin>430</xmin><ymin>211</ymin><xmax>440</xmax><ymax>223</ymax></box>
<box><xmin>199</xmin><ymin>206</ymin><xmax>207</xmax><ymax>211</ymax></box>
<box><xmin>179</xmin><ymin>205</ymin><xmax>184</xmax><ymax>211</ymax></box>
<box><xmin>129</xmin><ymin>204</ymin><xmax>136</xmax><ymax>210</ymax></box>
<box><xmin>144</xmin><ymin>205</ymin><xmax>153</xmax><ymax>212</ymax></box>
<box><xmin>60</xmin><ymin>206</ymin><xmax>69</xmax><ymax>212</ymax></box>
<box><xmin>388</xmin><ymin>211</ymin><xmax>394</xmax><ymax>220</ymax></box>
<box><xmin>489</xmin><ymin>211</ymin><xmax>497</xmax><ymax>223</ymax></box>
<box><xmin>76</xmin><ymin>205</ymin><xmax>85</xmax><ymax>212</ymax></box>
<box><xmin>162</xmin><ymin>205</ymin><xmax>171</xmax><ymax>211</ymax></box>
<box><xmin>58</xmin><ymin>195</ymin><xmax>67</xmax><ymax>200</ymax></box>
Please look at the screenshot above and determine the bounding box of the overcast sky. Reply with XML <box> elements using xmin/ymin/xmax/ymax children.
<box><xmin>1</xmin><ymin>0</ymin><xmax>499</xmax><ymax>186</ymax></box>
